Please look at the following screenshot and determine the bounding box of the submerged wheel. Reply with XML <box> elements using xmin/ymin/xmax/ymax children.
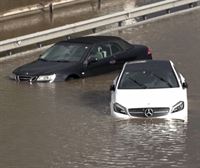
<box><xmin>66</xmin><ymin>75</ymin><xmax>79</xmax><ymax>81</ymax></box>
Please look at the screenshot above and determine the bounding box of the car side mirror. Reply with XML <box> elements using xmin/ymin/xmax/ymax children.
<box><xmin>110</xmin><ymin>84</ymin><xmax>116</xmax><ymax>91</ymax></box>
<box><xmin>88</xmin><ymin>56</ymin><xmax>97</xmax><ymax>64</ymax></box>
<box><xmin>182</xmin><ymin>82</ymin><xmax>188</xmax><ymax>89</ymax></box>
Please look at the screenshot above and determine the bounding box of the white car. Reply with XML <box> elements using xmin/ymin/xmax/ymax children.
<box><xmin>110</xmin><ymin>60</ymin><xmax>188</xmax><ymax>122</ymax></box>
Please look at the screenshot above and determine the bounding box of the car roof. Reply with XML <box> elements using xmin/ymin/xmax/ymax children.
<box><xmin>124</xmin><ymin>60</ymin><xmax>173</xmax><ymax>71</ymax></box>
<box><xmin>60</xmin><ymin>36</ymin><xmax>124</xmax><ymax>45</ymax></box>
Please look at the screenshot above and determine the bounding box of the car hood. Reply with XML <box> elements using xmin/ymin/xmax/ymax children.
<box><xmin>13</xmin><ymin>59</ymin><xmax>79</xmax><ymax>76</ymax></box>
<box><xmin>114</xmin><ymin>88</ymin><xmax>187</xmax><ymax>108</ymax></box>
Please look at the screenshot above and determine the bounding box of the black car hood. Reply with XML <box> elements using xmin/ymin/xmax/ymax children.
<box><xmin>13</xmin><ymin>59</ymin><xmax>79</xmax><ymax>76</ymax></box>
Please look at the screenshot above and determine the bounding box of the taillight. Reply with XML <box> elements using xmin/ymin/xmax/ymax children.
<box><xmin>147</xmin><ymin>48</ymin><xmax>152</xmax><ymax>59</ymax></box>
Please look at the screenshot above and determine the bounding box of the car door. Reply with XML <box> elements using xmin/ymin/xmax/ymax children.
<box><xmin>109</xmin><ymin>42</ymin><xmax>129</xmax><ymax>69</ymax></box>
<box><xmin>83</xmin><ymin>43</ymin><xmax>116</xmax><ymax>76</ymax></box>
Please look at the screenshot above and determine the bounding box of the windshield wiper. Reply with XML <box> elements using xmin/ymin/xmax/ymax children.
<box><xmin>127</xmin><ymin>77</ymin><xmax>147</xmax><ymax>89</ymax></box>
<box><xmin>150</xmin><ymin>72</ymin><xmax>173</xmax><ymax>88</ymax></box>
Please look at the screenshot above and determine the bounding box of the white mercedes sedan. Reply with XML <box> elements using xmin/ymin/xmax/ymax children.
<box><xmin>110</xmin><ymin>60</ymin><xmax>188</xmax><ymax>122</ymax></box>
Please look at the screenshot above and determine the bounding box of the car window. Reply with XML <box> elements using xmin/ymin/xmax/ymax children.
<box><xmin>40</xmin><ymin>43</ymin><xmax>88</xmax><ymax>62</ymax></box>
<box><xmin>110</xmin><ymin>42</ymin><xmax>123</xmax><ymax>55</ymax></box>
<box><xmin>88</xmin><ymin>44</ymin><xmax>112</xmax><ymax>61</ymax></box>
<box><xmin>117</xmin><ymin>39</ymin><xmax>131</xmax><ymax>50</ymax></box>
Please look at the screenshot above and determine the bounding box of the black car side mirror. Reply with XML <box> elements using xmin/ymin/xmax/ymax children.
<box><xmin>110</xmin><ymin>84</ymin><xmax>116</xmax><ymax>91</ymax></box>
<box><xmin>182</xmin><ymin>82</ymin><xmax>188</xmax><ymax>89</ymax></box>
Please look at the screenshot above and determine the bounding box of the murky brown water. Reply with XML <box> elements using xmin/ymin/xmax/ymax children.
<box><xmin>0</xmin><ymin>0</ymin><xmax>52</xmax><ymax>12</ymax></box>
<box><xmin>0</xmin><ymin>8</ymin><xmax>200</xmax><ymax>168</ymax></box>
<box><xmin>0</xmin><ymin>0</ymin><xmax>164</xmax><ymax>41</ymax></box>
<box><xmin>0</xmin><ymin>0</ymin><xmax>163</xmax><ymax>12</ymax></box>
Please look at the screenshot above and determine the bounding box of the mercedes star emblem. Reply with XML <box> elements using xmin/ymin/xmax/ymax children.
<box><xmin>144</xmin><ymin>108</ymin><xmax>154</xmax><ymax>117</ymax></box>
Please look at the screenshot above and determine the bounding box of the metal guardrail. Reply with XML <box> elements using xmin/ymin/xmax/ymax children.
<box><xmin>0</xmin><ymin>0</ymin><xmax>199</xmax><ymax>53</ymax></box>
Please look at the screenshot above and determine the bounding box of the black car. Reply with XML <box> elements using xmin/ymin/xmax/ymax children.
<box><xmin>10</xmin><ymin>36</ymin><xmax>152</xmax><ymax>83</ymax></box>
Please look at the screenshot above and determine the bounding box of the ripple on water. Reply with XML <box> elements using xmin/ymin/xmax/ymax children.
<box><xmin>49</xmin><ymin>119</ymin><xmax>188</xmax><ymax>168</ymax></box>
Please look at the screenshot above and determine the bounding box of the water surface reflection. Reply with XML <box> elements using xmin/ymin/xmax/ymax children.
<box><xmin>1</xmin><ymin>6</ymin><xmax>200</xmax><ymax>167</ymax></box>
<box><xmin>76</xmin><ymin>119</ymin><xmax>188</xmax><ymax>168</ymax></box>
<box><xmin>31</xmin><ymin>79</ymin><xmax>188</xmax><ymax>168</ymax></box>
<box><xmin>0</xmin><ymin>67</ymin><xmax>189</xmax><ymax>168</ymax></box>
<box><xmin>0</xmin><ymin>0</ymin><xmax>164</xmax><ymax>40</ymax></box>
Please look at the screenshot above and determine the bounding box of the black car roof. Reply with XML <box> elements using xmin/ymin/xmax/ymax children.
<box><xmin>60</xmin><ymin>36</ymin><xmax>124</xmax><ymax>45</ymax></box>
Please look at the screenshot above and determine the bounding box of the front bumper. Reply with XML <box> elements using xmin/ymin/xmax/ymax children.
<box><xmin>9</xmin><ymin>73</ymin><xmax>57</xmax><ymax>83</ymax></box>
<box><xmin>110</xmin><ymin>103</ymin><xmax>188</xmax><ymax>122</ymax></box>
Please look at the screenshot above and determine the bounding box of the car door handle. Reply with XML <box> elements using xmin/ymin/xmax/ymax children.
<box><xmin>109</xmin><ymin>60</ymin><xmax>116</xmax><ymax>64</ymax></box>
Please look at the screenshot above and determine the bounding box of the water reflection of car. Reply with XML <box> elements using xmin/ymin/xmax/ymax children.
<box><xmin>10</xmin><ymin>36</ymin><xmax>152</xmax><ymax>83</ymax></box>
<box><xmin>110</xmin><ymin>60</ymin><xmax>188</xmax><ymax>122</ymax></box>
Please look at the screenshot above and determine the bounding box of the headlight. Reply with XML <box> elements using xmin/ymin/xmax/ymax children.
<box><xmin>172</xmin><ymin>101</ymin><xmax>184</xmax><ymax>113</ymax></box>
<box><xmin>113</xmin><ymin>103</ymin><xmax>127</xmax><ymax>115</ymax></box>
<box><xmin>37</xmin><ymin>74</ymin><xmax>56</xmax><ymax>83</ymax></box>
<box><xmin>9</xmin><ymin>73</ymin><xmax>16</xmax><ymax>80</ymax></box>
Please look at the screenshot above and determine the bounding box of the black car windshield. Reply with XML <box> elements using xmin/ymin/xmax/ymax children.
<box><xmin>40</xmin><ymin>43</ymin><xmax>89</xmax><ymax>62</ymax></box>
<box><xmin>118</xmin><ymin>62</ymin><xmax>179</xmax><ymax>89</ymax></box>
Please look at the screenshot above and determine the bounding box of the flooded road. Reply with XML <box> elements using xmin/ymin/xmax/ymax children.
<box><xmin>1</xmin><ymin>8</ymin><xmax>200</xmax><ymax>168</ymax></box>
<box><xmin>0</xmin><ymin>0</ymin><xmax>163</xmax><ymax>12</ymax></box>
<box><xmin>0</xmin><ymin>0</ymin><xmax>163</xmax><ymax>41</ymax></box>
<box><xmin>0</xmin><ymin>0</ymin><xmax>52</xmax><ymax>12</ymax></box>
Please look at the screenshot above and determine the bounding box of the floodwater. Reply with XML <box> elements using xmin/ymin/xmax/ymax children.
<box><xmin>0</xmin><ymin>7</ymin><xmax>200</xmax><ymax>168</ymax></box>
<box><xmin>0</xmin><ymin>0</ymin><xmax>163</xmax><ymax>41</ymax></box>
<box><xmin>0</xmin><ymin>0</ymin><xmax>52</xmax><ymax>12</ymax></box>
<box><xmin>0</xmin><ymin>0</ymin><xmax>163</xmax><ymax>12</ymax></box>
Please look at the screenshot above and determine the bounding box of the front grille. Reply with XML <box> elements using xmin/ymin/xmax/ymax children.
<box><xmin>128</xmin><ymin>107</ymin><xmax>170</xmax><ymax>118</ymax></box>
<box><xmin>16</xmin><ymin>75</ymin><xmax>38</xmax><ymax>82</ymax></box>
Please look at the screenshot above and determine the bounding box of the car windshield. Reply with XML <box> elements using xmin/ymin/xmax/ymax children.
<box><xmin>39</xmin><ymin>43</ymin><xmax>89</xmax><ymax>62</ymax></box>
<box><xmin>118</xmin><ymin>63</ymin><xmax>179</xmax><ymax>89</ymax></box>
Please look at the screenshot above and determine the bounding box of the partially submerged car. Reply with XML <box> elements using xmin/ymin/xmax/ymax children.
<box><xmin>10</xmin><ymin>36</ymin><xmax>152</xmax><ymax>83</ymax></box>
<box><xmin>110</xmin><ymin>60</ymin><xmax>188</xmax><ymax>122</ymax></box>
